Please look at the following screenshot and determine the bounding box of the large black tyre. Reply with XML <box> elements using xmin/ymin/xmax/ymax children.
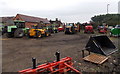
<box><xmin>65</xmin><ymin>31</ymin><xmax>69</xmax><ymax>34</ymax></box>
<box><xmin>14</xmin><ymin>29</ymin><xmax>24</xmax><ymax>38</ymax></box>
<box><xmin>54</xmin><ymin>29</ymin><xmax>58</xmax><ymax>33</ymax></box>
<box><xmin>27</xmin><ymin>33</ymin><xmax>32</xmax><ymax>38</ymax></box>
<box><xmin>2</xmin><ymin>27</ymin><xmax>7</xmax><ymax>35</ymax></box>
<box><xmin>71</xmin><ymin>26</ymin><xmax>75</xmax><ymax>34</ymax></box>
<box><xmin>110</xmin><ymin>32</ymin><xmax>112</xmax><ymax>37</ymax></box>
<box><xmin>26</xmin><ymin>29</ymin><xmax>32</xmax><ymax>38</ymax></box>
<box><xmin>65</xmin><ymin>31</ymin><xmax>67</xmax><ymax>34</ymax></box>
<box><xmin>36</xmin><ymin>30</ymin><xmax>42</xmax><ymax>38</ymax></box>
<box><xmin>92</xmin><ymin>31</ymin><xmax>94</xmax><ymax>34</ymax></box>
<box><xmin>6</xmin><ymin>33</ymin><xmax>14</xmax><ymax>38</ymax></box>
<box><xmin>45</xmin><ymin>32</ymin><xmax>49</xmax><ymax>37</ymax></box>
<box><xmin>84</xmin><ymin>31</ymin><xmax>87</xmax><ymax>33</ymax></box>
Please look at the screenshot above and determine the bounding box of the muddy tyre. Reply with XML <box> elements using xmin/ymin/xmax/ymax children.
<box><xmin>2</xmin><ymin>27</ymin><xmax>7</xmax><ymax>35</ymax></box>
<box><xmin>71</xmin><ymin>26</ymin><xmax>75</xmax><ymax>34</ymax></box>
<box><xmin>36</xmin><ymin>31</ymin><xmax>42</xmax><ymax>38</ymax></box>
<box><xmin>45</xmin><ymin>32</ymin><xmax>51</xmax><ymax>37</ymax></box>
<box><xmin>14</xmin><ymin>29</ymin><xmax>24</xmax><ymax>38</ymax></box>
<box><xmin>6</xmin><ymin>33</ymin><xmax>14</xmax><ymax>38</ymax></box>
<box><xmin>92</xmin><ymin>31</ymin><xmax>94</xmax><ymax>34</ymax></box>
<box><xmin>27</xmin><ymin>33</ymin><xmax>32</xmax><ymax>38</ymax></box>
<box><xmin>65</xmin><ymin>31</ymin><xmax>68</xmax><ymax>34</ymax></box>
<box><xmin>110</xmin><ymin>32</ymin><xmax>112</xmax><ymax>37</ymax></box>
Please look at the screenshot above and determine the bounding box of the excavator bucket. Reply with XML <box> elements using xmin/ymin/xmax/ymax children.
<box><xmin>85</xmin><ymin>35</ymin><xmax>117</xmax><ymax>56</ymax></box>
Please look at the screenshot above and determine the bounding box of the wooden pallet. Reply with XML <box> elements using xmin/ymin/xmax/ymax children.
<box><xmin>83</xmin><ymin>53</ymin><xmax>108</xmax><ymax>64</ymax></box>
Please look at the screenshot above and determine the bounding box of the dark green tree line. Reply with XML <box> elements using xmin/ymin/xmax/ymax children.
<box><xmin>91</xmin><ymin>14</ymin><xmax>120</xmax><ymax>28</ymax></box>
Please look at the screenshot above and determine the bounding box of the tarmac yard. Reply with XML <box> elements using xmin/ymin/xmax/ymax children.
<box><xmin>2</xmin><ymin>32</ymin><xmax>120</xmax><ymax>72</ymax></box>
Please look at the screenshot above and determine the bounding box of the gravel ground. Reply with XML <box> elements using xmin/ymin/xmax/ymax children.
<box><xmin>2</xmin><ymin>32</ymin><xmax>120</xmax><ymax>73</ymax></box>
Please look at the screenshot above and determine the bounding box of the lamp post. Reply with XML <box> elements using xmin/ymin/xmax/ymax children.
<box><xmin>107</xmin><ymin>4</ymin><xmax>110</xmax><ymax>14</ymax></box>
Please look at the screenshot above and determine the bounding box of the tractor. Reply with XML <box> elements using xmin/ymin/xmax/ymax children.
<box><xmin>47</xmin><ymin>24</ymin><xmax>58</xmax><ymax>33</ymax></box>
<box><xmin>58</xmin><ymin>26</ymin><xmax>64</xmax><ymax>32</ymax></box>
<box><xmin>98</xmin><ymin>25</ymin><xmax>107</xmax><ymax>33</ymax></box>
<box><xmin>110</xmin><ymin>25</ymin><xmax>120</xmax><ymax>37</ymax></box>
<box><xmin>28</xmin><ymin>25</ymin><xmax>51</xmax><ymax>38</ymax></box>
<box><xmin>2</xmin><ymin>20</ymin><xmax>29</xmax><ymax>38</ymax></box>
<box><xmin>65</xmin><ymin>23</ymin><xmax>78</xmax><ymax>34</ymax></box>
<box><xmin>84</xmin><ymin>25</ymin><xmax>94</xmax><ymax>34</ymax></box>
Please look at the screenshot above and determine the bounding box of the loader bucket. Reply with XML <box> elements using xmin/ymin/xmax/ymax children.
<box><xmin>85</xmin><ymin>35</ymin><xmax>117</xmax><ymax>56</ymax></box>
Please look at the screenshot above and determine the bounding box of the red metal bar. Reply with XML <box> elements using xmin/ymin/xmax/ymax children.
<box><xmin>64</xmin><ymin>63</ymin><xmax>82</xmax><ymax>74</ymax></box>
<box><xmin>19</xmin><ymin>57</ymin><xmax>81</xmax><ymax>74</ymax></box>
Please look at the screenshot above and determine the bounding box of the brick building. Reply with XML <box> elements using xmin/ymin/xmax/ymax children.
<box><xmin>13</xmin><ymin>14</ymin><xmax>50</xmax><ymax>28</ymax></box>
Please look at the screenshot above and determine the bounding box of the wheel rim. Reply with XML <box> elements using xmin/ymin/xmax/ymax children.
<box><xmin>46</xmin><ymin>33</ymin><xmax>49</xmax><ymax>36</ymax></box>
<box><xmin>19</xmin><ymin>32</ymin><xmax>23</xmax><ymax>36</ymax></box>
<box><xmin>38</xmin><ymin>34</ymin><xmax>41</xmax><ymax>38</ymax></box>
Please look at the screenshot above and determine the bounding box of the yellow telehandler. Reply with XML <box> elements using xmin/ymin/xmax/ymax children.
<box><xmin>28</xmin><ymin>25</ymin><xmax>51</xmax><ymax>38</ymax></box>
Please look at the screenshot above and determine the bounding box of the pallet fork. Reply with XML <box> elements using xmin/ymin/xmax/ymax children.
<box><xmin>19</xmin><ymin>52</ymin><xmax>82</xmax><ymax>74</ymax></box>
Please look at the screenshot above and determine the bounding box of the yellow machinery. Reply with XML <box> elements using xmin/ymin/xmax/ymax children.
<box><xmin>65</xmin><ymin>23</ymin><xmax>78</xmax><ymax>34</ymax></box>
<box><xmin>28</xmin><ymin>25</ymin><xmax>51</xmax><ymax>38</ymax></box>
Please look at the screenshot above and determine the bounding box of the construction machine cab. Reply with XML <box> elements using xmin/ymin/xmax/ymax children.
<box><xmin>65</xmin><ymin>23</ymin><xmax>78</xmax><ymax>34</ymax></box>
<box><xmin>14</xmin><ymin>20</ymin><xmax>25</xmax><ymax>28</ymax></box>
<box><xmin>32</xmin><ymin>25</ymin><xmax>40</xmax><ymax>29</ymax></box>
<box><xmin>66</xmin><ymin>23</ymin><xmax>74</xmax><ymax>26</ymax></box>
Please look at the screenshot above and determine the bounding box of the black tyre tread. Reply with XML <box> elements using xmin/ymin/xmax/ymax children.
<box><xmin>36</xmin><ymin>30</ymin><xmax>42</xmax><ymax>38</ymax></box>
<box><xmin>6</xmin><ymin>33</ymin><xmax>14</xmax><ymax>38</ymax></box>
<box><xmin>45</xmin><ymin>32</ymin><xmax>49</xmax><ymax>37</ymax></box>
<box><xmin>14</xmin><ymin>29</ymin><xmax>24</xmax><ymax>38</ymax></box>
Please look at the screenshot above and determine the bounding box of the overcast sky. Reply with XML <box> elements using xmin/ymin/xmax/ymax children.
<box><xmin>0</xmin><ymin>0</ymin><xmax>120</xmax><ymax>23</ymax></box>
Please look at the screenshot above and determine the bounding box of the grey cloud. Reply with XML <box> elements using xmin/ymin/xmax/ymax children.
<box><xmin>0</xmin><ymin>1</ymin><xmax>119</xmax><ymax>23</ymax></box>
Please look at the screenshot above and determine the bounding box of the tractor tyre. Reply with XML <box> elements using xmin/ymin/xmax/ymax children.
<box><xmin>36</xmin><ymin>31</ymin><xmax>42</xmax><ymax>38</ymax></box>
<box><xmin>27</xmin><ymin>29</ymin><xmax>32</xmax><ymax>38</ymax></box>
<box><xmin>84</xmin><ymin>31</ymin><xmax>86</xmax><ymax>33</ymax></box>
<box><xmin>55</xmin><ymin>30</ymin><xmax>58</xmax><ymax>33</ymax></box>
<box><xmin>65</xmin><ymin>31</ymin><xmax>68</xmax><ymax>34</ymax></box>
<box><xmin>92</xmin><ymin>31</ymin><xmax>94</xmax><ymax>34</ymax></box>
<box><xmin>27</xmin><ymin>33</ymin><xmax>32</xmax><ymax>38</ymax></box>
<box><xmin>14</xmin><ymin>29</ymin><xmax>24</xmax><ymax>38</ymax></box>
<box><xmin>71</xmin><ymin>26</ymin><xmax>75</xmax><ymax>34</ymax></box>
<box><xmin>45</xmin><ymin>32</ymin><xmax>49</xmax><ymax>37</ymax></box>
<box><xmin>110</xmin><ymin>32</ymin><xmax>112</xmax><ymax>37</ymax></box>
<box><xmin>2</xmin><ymin>27</ymin><xmax>7</xmax><ymax>35</ymax></box>
<box><xmin>6</xmin><ymin>33</ymin><xmax>14</xmax><ymax>38</ymax></box>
